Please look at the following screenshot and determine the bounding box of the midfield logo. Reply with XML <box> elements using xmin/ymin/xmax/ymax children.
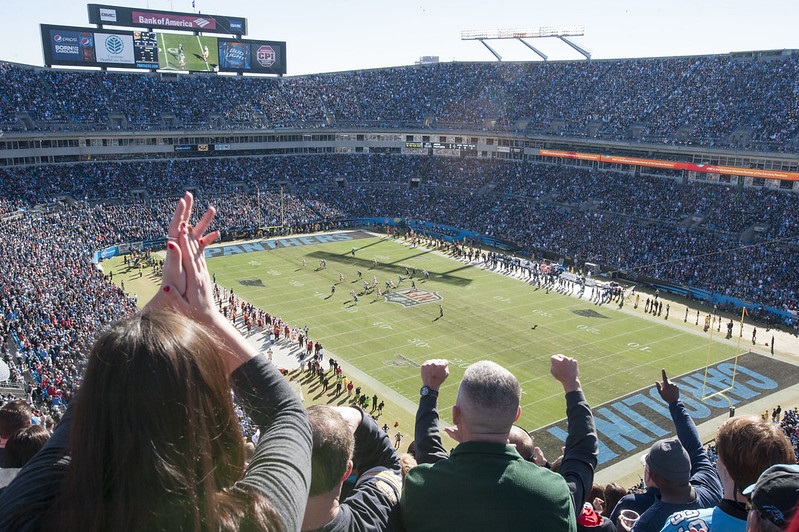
<box><xmin>571</xmin><ymin>309</ymin><xmax>610</xmax><ymax>319</ymax></box>
<box><xmin>385</xmin><ymin>289</ymin><xmax>442</xmax><ymax>308</ymax></box>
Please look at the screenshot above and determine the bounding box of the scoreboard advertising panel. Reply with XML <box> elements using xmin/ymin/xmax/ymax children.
<box><xmin>41</xmin><ymin>25</ymin><xmax>286</xmax><ymax>75</ymax></box>
<box><xmin>87</xmin><ymin>4</ymin><xmax>247</xmax><ymax>36</ymax></box>
<box><xmin>217</xmin><ymin>39</ymin><xmax>286</xmax><ymax>74</ymax></box>
<box><xmin>42</xmin><ymin>24</ymin><xmax>158</xmax><ymax>69</ymax></box>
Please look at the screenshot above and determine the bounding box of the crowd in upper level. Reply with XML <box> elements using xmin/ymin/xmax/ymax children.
<box><xmin>2</xmin><ymin>52</ymin><xmax>798</xmax><ymax>151</ymax></box>
<box><xmin>1</xmin><ymin>154</ymin><xmax>797</xmax><ymax>314</ymax></box>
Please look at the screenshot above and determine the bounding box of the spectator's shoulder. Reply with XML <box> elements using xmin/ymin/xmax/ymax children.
<box><xmin>660</xmin><ymin>507</ymin><xmax>711</xmax><ymax>532</ymax></box>
<box><xmin>356</xmin><ymin>466</ymin><xmax>402</xmax><ymax>504</ymax></box>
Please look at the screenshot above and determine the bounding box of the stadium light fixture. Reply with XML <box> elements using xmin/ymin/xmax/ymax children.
<box><xmin>460</xmin><ymin>26</ymin><xmax>584</xmax><ymax>40</ymax></box>
<box><xmin>460</xmin><ymin>25</ymin><xmax>589</xmax><ymax>61</ymax></box>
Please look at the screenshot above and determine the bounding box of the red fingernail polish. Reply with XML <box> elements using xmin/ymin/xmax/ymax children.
<box><xmin>163</xmin><ymin>286</ymin><xmax>170</xmax><ymax>293</ymax></box>
<box><xmin>167</xmin><ymin>242</ymin><xmax>176</xmax><ymax>250</ymax></box>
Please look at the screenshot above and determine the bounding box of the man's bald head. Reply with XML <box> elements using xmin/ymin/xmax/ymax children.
<box><xmin>456</xmin><ymin>361</ymin><xmax>521</xmax><ymax>437</ymax></box>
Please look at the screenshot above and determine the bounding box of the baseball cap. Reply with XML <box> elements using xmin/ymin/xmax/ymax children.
<box><xmin>644</xmin><ymin>437</ymin><xmax>691</xmax><ymax>483</ymax></box>
<box><xmin>743</xmin><ymin>463</ymin><xmax>799</xmax><ymax>528</ymax></box>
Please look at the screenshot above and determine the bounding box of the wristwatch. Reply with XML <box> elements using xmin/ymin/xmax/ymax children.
<box><xmin>420</xmin><ymin>385</ymin><xmax>439</xmax><ymax>398</ymax></box>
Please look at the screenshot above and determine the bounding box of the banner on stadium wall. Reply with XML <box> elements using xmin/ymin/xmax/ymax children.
<box><xmin>93</xmin><ymin>245</ymin><xmax>119</xmax><ymax>263</ymax></box>
<box><xmin>91</xmin><ymin>240</ymin><xmax>164</xmax><ymax>263</ymax></box>
<box><xmin>539</xmin><ymin>149</ymin><xmax>799</xmax><ymax>182</ymax></box>
<box><xmin>620</xmin><ymin>274</ymin><xmax>797</xmax><ymax>323</ymax></box>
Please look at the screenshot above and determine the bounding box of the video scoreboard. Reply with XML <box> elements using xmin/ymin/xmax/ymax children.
<box><xmin>133</xmin><ymin>32</ymin><xmax>158</xmax><ymax>68</ymax></box>
<box><xmin>40</xmin><ymin>5</ymin><xmax>286</xmax><ymax>74</ymax></box>
<box><xmin>41</xmin><ymin>24</ymin><xmax>286</xmax><ymax>74</ymax></box>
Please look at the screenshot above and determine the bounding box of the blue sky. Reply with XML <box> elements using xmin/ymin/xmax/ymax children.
<box><xmin>5</xmin><ymin>0</ymin><xmax>799</xmax><ymax>75</ymax></box>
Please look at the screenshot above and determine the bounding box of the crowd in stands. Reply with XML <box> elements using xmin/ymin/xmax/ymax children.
<box><xmin>0</xmin><ymin>184</ymin><xmax>797</xmax><ymax>529</ymax></box>
<box><xmin>2</xmin><ymin>52</ymin><xmax>799</xmax><ymax>151</ymax></box>
<box><xmin>0</xmin><ymin>207</ymin><xmax>139</xmax><ymax>413</ymax></box>
<box><xmin>2</xmin><ymin>154</ymin><xmax>797</xmax><ymax>313</ymax></box>
<box><xmin>1</xmin><ymin>52</ymin><xmax>799</xmax><ymax>530</ymax></box>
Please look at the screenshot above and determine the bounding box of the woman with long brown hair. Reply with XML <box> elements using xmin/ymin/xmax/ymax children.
<box><xmin>0</xmin><ymin>193</ymin><xmax>312</xmax><ymax>531</ymax></box>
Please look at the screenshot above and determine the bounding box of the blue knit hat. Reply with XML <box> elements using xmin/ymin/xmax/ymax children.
<box><xmin>645</xmin><ymin>437</ymin><xmax>690</xmax><ymax>483</ymax></box>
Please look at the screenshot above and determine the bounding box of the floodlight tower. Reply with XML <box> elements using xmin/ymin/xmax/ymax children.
<box><xmin>460</xmin><ymin>25</ymin><xmax>589</xmax><ymax>61</ymax></box>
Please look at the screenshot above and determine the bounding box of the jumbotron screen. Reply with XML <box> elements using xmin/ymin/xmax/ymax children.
<box><xmin>156</xmin><ymin>33</ymin><xmax>219</xmax><ymax>71</ymax></box>
<box><xmin>41</xmin><ymin>24</ymin><xmax>286</xmax><ymax>75</ymax></box>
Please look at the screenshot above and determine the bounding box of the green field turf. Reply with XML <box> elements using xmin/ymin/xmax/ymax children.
<box><xmin>206</xmin><ymin>231</ymin><xmax>739</xmax><ymax>431</ymax></box>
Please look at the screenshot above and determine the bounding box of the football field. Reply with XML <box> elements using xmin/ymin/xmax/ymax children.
<box><xmin>107</xmin><ymin>228</ymin><xmax>799</xmax><ymax>470</ymax></box>
<box><xmin>158</xmin><ymin>33</ymin><xmax>218</xmax><ymax>71</ymax></box>
<box><xmin>204</xmin><ymin>230</ymin><xmax>742</xmax><ymax>431</ymax></box>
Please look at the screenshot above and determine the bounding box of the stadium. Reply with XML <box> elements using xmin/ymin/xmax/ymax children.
<box><xmin>1</xmin><ymin>2</ymin><xmax>799</xmax><ymax>530</ymax></box>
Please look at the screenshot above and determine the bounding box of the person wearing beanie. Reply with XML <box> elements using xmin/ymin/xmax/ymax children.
<box><xmin>627</xmin><ymin>370</ymin><xmax>722</xmax><ymax>532</ymax></box>
<box><xmin>744</xmin><ymin>464</ymin><xmax>799</xmax><ymax>531</ymax></box>
<box><xmin>663</xmin><ymin>416</ymin><xmax>796</xmax><ymax>531</ymax></box>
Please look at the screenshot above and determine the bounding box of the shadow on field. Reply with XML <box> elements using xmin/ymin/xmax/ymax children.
<box><xmin>306</xmin><ymin>250</ymin><xmax>473</xmax><ymax>287</ymax></box>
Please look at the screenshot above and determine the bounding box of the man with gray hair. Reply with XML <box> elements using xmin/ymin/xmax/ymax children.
<box><xmin>401</xmin><ymin>355</ymin><xmax>597</xmax><ymax>531</ymax></box>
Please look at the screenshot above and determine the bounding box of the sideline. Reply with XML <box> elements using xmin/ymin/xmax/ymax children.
<box><xmin>238</xmin><ymin>327</ymin><xmax>419</xmax><ymax>414</ymax></box>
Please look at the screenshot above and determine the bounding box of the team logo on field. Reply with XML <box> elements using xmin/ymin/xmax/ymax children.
<box><xmin>571</xmin><ymin>309</ymin><xmax>610</xmax><ymax>319</ymax></box>
<box><xmin>384</xmin><ymin>289</ymin><xmax>441</xmax><ymax>307</ymax></box>
<box><xmin>238</xmin><ymin>279</ymin><xmax>265</xmax><ymax>287</ymax></box>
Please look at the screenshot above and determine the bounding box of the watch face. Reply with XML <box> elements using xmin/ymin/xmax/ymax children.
<box><xmin>420</xmin><ymin>386</ymin><xmax>429</xmax><ymax>396</ymax></box>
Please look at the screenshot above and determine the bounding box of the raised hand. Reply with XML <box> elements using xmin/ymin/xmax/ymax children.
<box><xmin>145</xmin><ymin>194</ymin><xmax>254</xmax><ymax>374</ymax></box>
<box><xmin>421</xmin><ymin>359</ymin><xmax>449</xmax><ymax>390</ymax></box>
<box><xmin>171</xmin><ymin>204</ymin><xmax>219</xmax><ymax>322</ymax></box>
<box><xmin>550</xmin><ymin>354</ymin><xmax>581</xmax><ymax>393</ymax></box>
<box><xmin>161</xmin><ymin>192</ymin><xmax>192</xmax><ymax>297</ymax></box>
<box><xmin>655</xmin><ymin>369</ymin><xmax>680</xmax><ymax>404</ymax></box>
<box><xmin>162</xmin><ymin>192</ymin><xmax>219</xmax><ymax>296</ymax></box>
<box><xmin>147</xmin><ymin>192</ymin><xmax>219</xmax><ymax>316</ymax></box>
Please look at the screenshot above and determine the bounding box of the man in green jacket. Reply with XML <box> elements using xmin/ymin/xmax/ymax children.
<box><xmin>401</xmin><ymin>355</ymin><xmax>597</xmax><ymax>531</ymax></box>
